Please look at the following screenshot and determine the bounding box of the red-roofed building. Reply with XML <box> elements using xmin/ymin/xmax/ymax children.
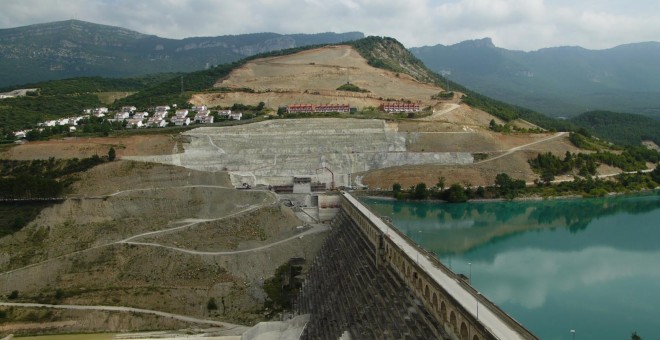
<box><xmin>286</xmin><ymin>104</ymin><xmax>315</xmax><ymax>114</ymax></box>
<box><xmin>286</xmin><ymin>104</ymin><xmax>351</xmax><ymax>114</ymax></box>
<box><xmin>380</xmin><ymin>102</ymin><xmax>420</xmax><ymax>113</ymax></box>
<box><xmin>315</xmin><ymin>104</ymin><xmax>351</xmax><ymax>113</ymax></box>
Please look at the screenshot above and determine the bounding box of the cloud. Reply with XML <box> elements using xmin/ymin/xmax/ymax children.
<box><xmin>0</xmin><ymin>0</ymin><xmax>659</xmax><ymax>51</ymax></box>
<box><xmin>465</xmin><ymin>246</ymin><xmax>660</xmax><ymax>309</ymax></box>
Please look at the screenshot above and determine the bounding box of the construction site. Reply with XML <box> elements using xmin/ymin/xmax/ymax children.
<box><xmin>124</xmin><ymin>118</ymin><xmax>474</xmax><ymax>191</ymax></box>
<box><xmin>0</xmin><ymin>42</ymin><xmax>581</xmax><ymax>338</ymax></box>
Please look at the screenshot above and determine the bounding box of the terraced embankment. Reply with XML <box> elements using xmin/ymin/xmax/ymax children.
<box><xmin>124</xmin><ymin>118</ymin><xmax>474</xmax><ymax>188</ymax></box>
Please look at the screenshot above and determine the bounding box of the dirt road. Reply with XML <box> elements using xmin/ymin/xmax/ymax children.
<box><xmin>476</xmin><ymin>132</ymin><xmax>567</xmax><ymax>164</ymax></box>
<box><xmin>0</xmin><ymin>302</ymin><xmax>248</xmax><ymax>333</ymax></box>
<box><xmin>122</xmin><ymin>224</ymin><xmax>330</xmax><ymax>256</ymax></box>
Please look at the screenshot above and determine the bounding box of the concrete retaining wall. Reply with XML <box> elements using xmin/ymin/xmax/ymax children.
<box><xmin>123</xmin><ymin>118</ymin><xmax>473</xmax><ymax>188</ymax></box>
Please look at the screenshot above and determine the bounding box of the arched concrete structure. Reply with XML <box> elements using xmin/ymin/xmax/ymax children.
<box><xmin>339</xmin><ymin>192</ymin><xmax>539</xmax><ymax>340</ymax></box>
<box><xmin>461</xmin><ymin>322</ymin><xmax>469</xmax><ymax>340</ymax></box>
<box><xmin>450</xmin><ymin>311</ymin><xmax>457</xmax><ymax>333</ymax></box>
<box><xmin>441</xmin><ymin>301</ymin><xmax>447</xmax><ymax>322</ymax></box>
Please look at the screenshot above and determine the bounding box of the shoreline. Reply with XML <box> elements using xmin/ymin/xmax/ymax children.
<box><xmin>358</xmin><ymin>188</ymin><xmax>659</xmax><ymax>204</ymax></box>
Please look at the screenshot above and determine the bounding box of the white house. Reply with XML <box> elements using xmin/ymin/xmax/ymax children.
<box><xmin>229</xmin><ymin>112</ymin><xmax>243</xmax><ymax>120</ymax></box>
<box><xmin>175</xmin><ymin>109</ymin><xmax>189</xmax><ymax>118</ymax></box>
<box><xmin>146</xmin><ymin>116</ymin><xmax>167</xmax><ymax>128</ymax></box>
<box><xmin>121</xmin><ymin>106</ymin><xmax>137</xmax><ymax>113</ymax></box>
<box><xmin>94</xmin><ymin>107</ymin><xmax>109</xmax><ymax>115</ymax></box>
<box><xmin>133</xmin><ymin>112</ymin><xmax>149</xmax><ymax>120</ymax></box>
<box><xmin>114</xmin><ymin>112</ymin><xmax>130</xmax><ymax>120</ymax></box>
<box><xmin>195</xmin><ymin>113</ymin><xmax>214</xmax><ymax>124</ymax></box>
<box><xmin>126</xmin><ymin>118</ymin><xmax>143</xmax><ymax>128</ymax></box>
<box><xmin>171</xmin><ymin>116</ymin><xmax>190</xmax><ymax>126</ymax></box>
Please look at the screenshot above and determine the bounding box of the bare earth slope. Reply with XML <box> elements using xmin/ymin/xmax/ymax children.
<box><xmin>0</xmin><ymin>161</ymin><xmax>327</xmax><ymax>334</ymax></box>
<box><xmin>192</xmin><ymin>45</ymin><xmax>443</xmax><ymax>110</ymax></box>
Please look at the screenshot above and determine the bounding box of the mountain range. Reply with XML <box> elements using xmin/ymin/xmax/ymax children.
<box><xmin>0</xmin><ymin>20</ymin><xmax>363</xmax><ymax>88</ymax></box>
<box><xmin>411</xmin><ymin>38</ymin><xmax>660</xmax><ymax>119</ymax></box>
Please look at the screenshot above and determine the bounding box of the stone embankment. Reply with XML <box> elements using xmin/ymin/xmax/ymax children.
<box><xmin>124</xmin><ymin>118</ymin><xmax>473</xmax><ymax>188</ymax></box>
<box><xmin>297</xmin><ymin>209</ymin><xmax>448</xmax><ymax>339</ymax></box>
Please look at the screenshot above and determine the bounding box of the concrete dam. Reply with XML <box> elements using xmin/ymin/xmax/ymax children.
<box><xmin>297</xmin><ymin>192</ymin><xmax>538</xmax><ymax>340</ymax></box>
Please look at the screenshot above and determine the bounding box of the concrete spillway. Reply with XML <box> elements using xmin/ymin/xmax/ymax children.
<box><xmin>124</xmin><ymin>118</ymin><xmax>473</xmax><ymax>187</ymax></box>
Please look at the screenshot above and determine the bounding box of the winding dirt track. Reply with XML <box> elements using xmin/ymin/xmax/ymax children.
<box><xmin>0</xmin><ymin>302</ymin><xmax>249</xmax><ymax>331</ymax></box>
<box><xmin>476</xmin><ymin>132</ymin><xmax>567</xmax><ymax>164</ymax></box>
<box><xmin>0</xmin><ymin>185</ymin><xmax>320</xmax><ymax>332</ymax></box>
<box><xmin>0</xmin><ymin>186</ymin><xmax>311</xmax><ymax>277</ymax></box>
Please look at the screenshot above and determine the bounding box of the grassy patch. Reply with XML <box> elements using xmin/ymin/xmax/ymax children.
<box><xmin>336</xmin><ymin>83</ymin><xmax>369</xmax><ymax>93</ymax></box>
<box><xmin>96</xmin><ymin>91</ymin><xmax>136</xmax><ymax>104</ymax></box>
<box><xmin>0</xmin><ymin>202</ymin><xmax>54</xmax><ymax>237</ymax></box>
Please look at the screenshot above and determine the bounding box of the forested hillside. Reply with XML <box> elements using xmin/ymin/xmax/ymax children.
<box><xmin>570</xmin><ymin>111</ymin><xmax>660</xmax><ymax>146</ymax></box>
<box><xmin>0</xmin><ymin>19</ymin><xmax>363</xmax><ymax>88</ymax></box>
<box><xmin>0</xmin><ymin>75</ymin><xmax>177</xmax><ymax>132</ymax></box>
<box><xmin>411</xmin><ymin>39</ymin><xmax>660</xmax><ymax>119</ymax></box>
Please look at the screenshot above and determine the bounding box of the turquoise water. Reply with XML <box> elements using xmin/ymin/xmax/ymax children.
<box><xmin>362</xmin><ymin>193</ymin><xmax>660</xmax><ymax>340</ymax></box>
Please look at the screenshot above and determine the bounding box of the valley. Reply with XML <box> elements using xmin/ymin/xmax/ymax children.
<box><xmin>0</xmin><ymin>38</ymin><xmax>657</xmax><ymax>339</ymax></box>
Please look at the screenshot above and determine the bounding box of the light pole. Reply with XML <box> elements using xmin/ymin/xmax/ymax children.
<box><xmin>468</xmin><ymin>262</ymin><xmax>472</xmax><ymax>283</ymax></box>
<box><xmin>570</xmin><ymin>329</ymin><xmax>576</xmax><ymax>340</ymax></box>
<box><xmin>476</xmin><ymin>292</ymin><xmax>480</xmax><ymax>320</ymax></box>
<box><xmin>417</xmin><ymin>230</ymin><xmax>422</xmax><ymax>265</ymax></box>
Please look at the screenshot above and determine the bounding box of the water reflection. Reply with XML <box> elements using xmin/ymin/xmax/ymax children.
<box><xmin>362</xmin><ymin>193</ymin><xmax>660</xmax><ymax>253</ymax></box>
<box><xmin>362</xmin><ymin>193</ymin><xmax>660</xmax><ymax>340</ymax></box>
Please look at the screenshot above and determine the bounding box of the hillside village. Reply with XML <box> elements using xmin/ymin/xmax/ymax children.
<box><xmin>10</xmin><ymin>104</ymin><xmax>242</xmax><ymax>139</ymax></box>
<box><xmin>10</xmin><ymin>100</ymin><xmax>425</xmax><ymax>139</ymax></box>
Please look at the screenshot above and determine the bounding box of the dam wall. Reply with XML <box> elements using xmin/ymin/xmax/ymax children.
<box><xmin>298</xmin><ymin>192</ymin><xmax>538</xmax><ymax>340</ymax></box>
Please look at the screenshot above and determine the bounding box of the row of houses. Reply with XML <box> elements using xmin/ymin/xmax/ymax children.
<box><xmin>286</xmin><ymin>104</ymin><xmax>351</xmax><ymax>114</ymax></box>
<box><xmin>380</xmin><ymin>102</ymin><xmax>421</xmax><ymax>113</ymax></box>
<box><xmin>285</xmin><ymin>102</ymin><xmax>421</xmax><ymax>114</ymax></box>
<box><xmin>12</xmin><ymin>104</ymin><xmax>242</xmax><ymax>137</ymax></box>
<box><xmin>109</xmin><ymin>105</ymin><xmax>245</xmax><ymax>129</ymax></box>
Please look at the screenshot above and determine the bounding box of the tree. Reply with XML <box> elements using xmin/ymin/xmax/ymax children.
<box><xmin>541</xmin><ymin>170</ymin><xmax>555</xmax><ymax>184</ymax></box>
<box><xmin>436</xmin><ymin>176</ymin><xmax>446</xmax><ymax>191</ymax></box>
<box><xmin>495</xmin><ymin>173</ymin><xmax>512</xmax><ymax>188</ymax></box>
<box><xmin>108</xmin><ymin>147</ymin><xmax>116</xmax><ymax>161</ymax></box>
<box><xmin>444</xmin><ymin>184</ymin><xmax>468</xmax><ymax>203</ymax></box>
<box><xmin>25</xmin><ymin>129</ymin><xmax>41</xmax><ymax>141</ymax></box>
<box><xmin>412</xmin><ymin>183</ymin><xmax>428</xmax><ymax>200</ymax></box>
<box><xmin>631</xmin><ymin>331</ymin><xmax>642</xmax><ymax>340</ymax></box>
<box><xmin>8</xmin><ymin>290</ymin><xmax>18</xmax><ymax>299</ymax></box>
<box><xmin>392</xmin><ymin>183</ymin><xmax>402</xmax><ymax>193</ymax></box>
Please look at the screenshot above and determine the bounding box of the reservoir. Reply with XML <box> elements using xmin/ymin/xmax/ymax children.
<box><xmin>362</xmin><ymin>192</ymin><xmax>660</xmax><ymax>340</ymax></box>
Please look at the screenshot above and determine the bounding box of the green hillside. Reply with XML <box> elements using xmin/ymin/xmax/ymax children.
<box><xmin>0</xmin><ymin>20</ymin><xmax>363</xmax><ymax>88</ymax></box>
<box><xmin>0</xmin><ymin>75</ymin><xmax>177</xmax><ymax>132</ymax></box>
<box><xmin>411</xmin><ymin>39</ymin><xmax>660</xmax><ymax>119</ymax></box>
<box><xmin>570</xmin><ymin>111</ymin><xmax>660</xmax><ymax>146</ymax></box>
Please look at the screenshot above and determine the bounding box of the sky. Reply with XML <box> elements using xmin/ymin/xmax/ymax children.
<box><xmin>1</xmin><ymin>0</ymin><xmax>659</xmax><ymax>51</ymax></box>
